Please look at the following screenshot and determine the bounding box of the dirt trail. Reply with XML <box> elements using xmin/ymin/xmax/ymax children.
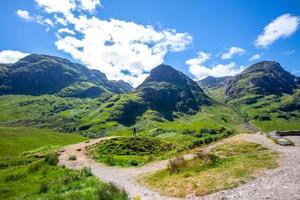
<box><xmin>59</xmin><ymin>134</ymin><xmax>300</xmax><ymax>200</ymax></box>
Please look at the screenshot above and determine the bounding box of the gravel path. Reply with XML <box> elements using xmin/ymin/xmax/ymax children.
<box><xmin>59</xmin><ymin>134</ymin><xmax>300</xmax><ymax>200</ymax></box>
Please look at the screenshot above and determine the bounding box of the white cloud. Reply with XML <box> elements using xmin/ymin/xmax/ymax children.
<box><xmin>54</xmin><ymin>14</ymin><xmax>68</xmax><ymax>25</ymax></box>
<box><xmin>55</xmin><ymin>16</ymin><xmax>192</xmax><ymax>86</ymax></box>
<box><xmin>77</xmin><ymin>0</ymin><xmax>101</xmax><ymax>12</ymax></box>
<box><xmin>186</xmin><ymin>51</ymin><xmax>245</xmax><ymax>80</ymax></box>
<box><xmin>0</xmin><ymin>50</ymin><xmax>29</xmax><ymax>64</ymax></box>
<box><xmin>255</xmin><ymin>14</ymin><xmax>300</xmax><ymax>48</ymax></box>
<box><xmin>221</xmin><ymin>47</ymin><xmax>245</xmax><ymax>59</ymax></box>
<box><xmin>186</xmin><ymin>51</ymin><xmax>210</xmax><ymax>66</ymax></box>
<box><xmin>35</xmin><ymin>0</ymin><xmax>76</xmax><ymax>15</ymax></box>
<box><xmin>27</xmin><ymin>0</ymin><xmax>192</xmax><ymax>86</ymax></box>
<box><xmin>16</xmin><ymin>10</ymin><xmax>33</xmax><ymax>21</ymax></box>
<box><xmin>249</xmin><ymin>53</ymin><xmax>261</xmax><ymax>61</ymax></box>
<box><xmin>58</xmin><ymin>28</ymin><xmax>76</xmax><ymax>35</ymax></box>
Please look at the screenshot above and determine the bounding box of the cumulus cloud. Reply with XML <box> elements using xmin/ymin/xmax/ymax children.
<box><xmin>16</xmin><ymin>10</ymin><xmax>33</xmax><ymax>21</ymax></box>
<box><xmin>255</xmin><ymin>14</ymin><xmax>300</xmax><ymax>48</ymax></box>
<box><xmin>21</xmin><ymin>0</ymin><xmax>192</xmax><ymax>86</ymax></box>
<box><xmin>77</xmin><ymin>0</ymin><xmax>101</xmax><ymax>12</ymax></box>
<box><xmin>249</xmin><ymin>53</ymin><xmax>261</xmax><ymax>61</ymax></box>
<box><xmin>186</xmin><ymin>51</ymin><xmax>245</xmax><ymax>80</ymax></box>
<box><xmin>35</xmin><ymin>0</ymin><xmax>76</xmax><ymax>15</ymax></box>
<box><xmin>35</xmin><ymin>0</ymin><xmax>101</xmax><ymax>14</ymax></box>
<box><xmin>0</xmin><ymin>50</ymin><xmax>29</xmax><ymax>63</ymax></box>
<box><xmin>55</xmin><ymin>16</ymin><xmax>192</xmax><ymax>86</ymax></box>
<box><xmin>221</xmin><ymin>47</ymin><xmax>245</xmax><ymax>60</ymax></box>
<box><xmin>58</xmin><ymin>28</ymin><xmax>75</xmax><ymax>35</ymax></box>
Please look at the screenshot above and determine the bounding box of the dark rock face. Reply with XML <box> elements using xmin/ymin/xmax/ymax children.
<box><xmin>0</xmin><ymin>54</ymin><xmax>133</xmax><ymax>97</ymax></box>
<box><xmin>136</xmin><ymin>64</ymin><xmax>211</xmax><ymax>119</ymax></box>
<box><xmin>198</xmin><ymin>76</ymin><xmax>230</xmax><ymax>90</ymax></box>
<box><xmin>224</xmin><ymin>61</ymin><xmax>298</xmax><ymax>98</ymax></box>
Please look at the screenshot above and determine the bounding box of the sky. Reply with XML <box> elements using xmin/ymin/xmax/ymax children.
<box><xmin>0</xmin><ymin>0</ymin><xmax>300</xmax><ymax>87</ymax></box>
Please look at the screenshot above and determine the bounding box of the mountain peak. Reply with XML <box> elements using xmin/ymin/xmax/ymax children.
<box><xmin>0</xmin><ymin>53</ymin><xmax>132</xmax><ymax>97</ymax></box>
<box><xmin>136</xmin><ymin>64</ymin><xmax>211</xmax><ymax>119</ymax></box>
<box><xmin>224</xmin><ymin>61</ymin><xmax>298</xmax><ymax>98</ymax></box>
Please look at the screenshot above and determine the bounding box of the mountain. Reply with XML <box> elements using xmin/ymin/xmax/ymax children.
<box><xmin>0</xmin><ymin>54</ymin><xmax>132</xmax><ymax>98</ymax></box>
<box><xmin>136</xmin><ymin>64</ymin><xmax>211</xmax><ymax>119</ymax></box>
<box><xmin>224</xmin><ymin>61</ymin><xmax>298</xmax><ymax>98</ymax></box>
<box><xmin>218</xmin><ymin>61</ymin><xmax>300</xmax><ymax>131</ymax></box>
<box><xmin>198</xmin><ymin>76</ymin><xmax>230</xmax><ymax>90</ymax></box>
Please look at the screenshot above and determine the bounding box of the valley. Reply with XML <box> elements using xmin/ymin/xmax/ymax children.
<box><xmin>0</xmin><ymin>54</ymin><xmax>299</xmax><ymax>200</ymax></box>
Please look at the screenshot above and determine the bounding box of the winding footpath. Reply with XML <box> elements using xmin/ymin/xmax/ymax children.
<box><xmin>58</xmin><ymin>134</ymin><xmax>300</xmax><ymax>200</ymax></box>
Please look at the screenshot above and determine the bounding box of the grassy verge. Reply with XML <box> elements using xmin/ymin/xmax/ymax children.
<box><xmin>0</xmin><ymin>154</ymin><xmax>128</xmax><ymax>200</ymax></box>
<box><xmin>0</xmin><ymin>126</ymin><xmax>86</xmax><ymax>157</ymax></box>
<box><xmin>140</xmin><ymin>140</ymin><xmax>278</xmax><ymax>198</ymax></box>
<box><xmin>88</xmin><ymin>137</ymin><xmax>176</xmax><ymax>167</ymax></box>
<box><xmin>0</xmin><ymin>126</ymin><xmax>128</xmax><ymax>200</ymax></box>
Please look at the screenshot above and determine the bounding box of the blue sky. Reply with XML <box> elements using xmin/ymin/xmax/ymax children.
<box><xmin>0</xmin><ymin>0</ymin><xmax>300</xmax><ymax>86</ymax></box>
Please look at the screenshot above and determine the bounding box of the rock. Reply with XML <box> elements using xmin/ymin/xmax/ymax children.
<box><xmin>276</xmin><ymin>138</ymin><xmax>294</xmax><ymax>146</ymax></box>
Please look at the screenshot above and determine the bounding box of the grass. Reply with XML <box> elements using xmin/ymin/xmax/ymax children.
<box><xmin>0</xmin><ymin>126</ymin><xmax>86</xmax><ymax>157</ymax></box>
<box><xmin>0</xmin><ymin>126</ymin><xmax>128</xmax><ymax>200</ymax></box>
<box><xmin>228</xmin><ymin>90</ymin><xmax>300</xmax><ymax>132</ymax></box>
<box><xmin>141</xmin><ymin>139</ymin><xmax>278</xmax><ymax>198</ymax></box>
<box><xmin>0</xmin><ymin>95</ymin><xmax>244</xmax><ymax>138</ymax></box>
<box><xmin>0</xmin><ymin>157</ymin><xmax>128</xmax><ymax>200</ymax></box>
<box><xmin>88</xmin><ymin>137</ymin><xmax>175</xmax><ymax>167</ymax></box>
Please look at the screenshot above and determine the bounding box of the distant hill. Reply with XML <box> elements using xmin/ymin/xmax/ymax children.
<box><xmin>0</xmin><ymin>54</ymin><xmax>132</xmax><ymax>98</ymax></box>
<box><xmin>224</xmin><ymin>61</ymin><xmax>298</xmax><ymax>98</ymax></box>
<box><xmin>198</xmin><ymin>76</ymin><xmax>230</xmax><ymax>90</ymax></box>
<box><xmin>136</xmin><ymin>64</ymin><xmax>211</xmax><ymax>119</ymax></box>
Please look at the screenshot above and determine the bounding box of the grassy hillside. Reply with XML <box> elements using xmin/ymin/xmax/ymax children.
<box><xmin>0</xmin><ymin>94</ymin><xmax>246</xmax><ymax>138</ymax></box>
<box><xmin>141</xmin><ymin>139</ymin><xmax>278</xmax><ymax>198</ymax></box>
<box><xmin>0</xmin><ymin>126</ymin><xmax>127</xmax><ymax>200</ymax></box>
<box><xmin>229</xmin><ymin>90</ymin><xmax>300</xmax><ymax>131</ymax></box>
<box><xmin>0</xmin><ymin>127</ymin><xmax>86</xmax><ymax>157</ymax></box>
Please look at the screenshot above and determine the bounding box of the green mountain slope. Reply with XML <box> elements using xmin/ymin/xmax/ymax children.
<box><xmin>201</xmin><ymin>61</ymin><xmax>300</xmax><ymax>131</ymax></box>
<box><xmin>0</xmin><ymin>54</ymin><xmax>132</xmax><ymax>98</ymax></box>
<box><xmin>136</xmin><ymin>64</ymin><xmax>211</xmax><ymax>119</ymax></box>
<box><xmin>0</xmin><ymin>64</ymin><xmax>244</xmax><ymax>138</ymax></box>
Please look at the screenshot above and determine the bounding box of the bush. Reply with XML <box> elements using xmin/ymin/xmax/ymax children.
<box><xmin>44</xmin><ymin>153</ymin><xmax>59</xmax><ymax>166</ymax></box>
<box><xmin>149</xmin><ymin>128</ymin><xmax>166</xmax><ymax>137</ymax></box>
<box><xmin>254</xmin><ymin>113</ymin><xmax>271</xmax><ymax>121</ymax></box>
<box><xmin>39</xmin><ymin>182</ymin><xmax>48</xmax><ymax>193</ymax></box>
<box><xmin>168</xmin><ymin>156</ymin><xmax>187</xmax><ymax>174</ymax></box>
<box><xmin>128</xmin><ymin>160</ymin><xmax>139</xmax><ymax>166</ymax></box>
<box><xmin>199</xmin><ymin>128</ymin><xmax>218</xmax><ymax>135</ymax></box>
<box><xmin>4</xmin><ymin>173</ymin><xmax>26</xmax><ymax>182</ymax></box>
<box><xmin>182</xmin><ymin>129</ymin><xmax>196</xmax><ymax>135</ymax></box>
<box><xmin>27</xmin><ymin>160</ymin><xmax>44</xmax><ymax>173</ymax></box>
<box><xmin>107</xmin><ymin>154</ymin><xmax>116</xmax><ymax>166</ymax></box>
<box><xmin>194</xmin><ymin>150</ymin><xmax>219</xmax><ymax>165</ymax></box>
<box><xmin>97</xmin><ymin>182</ymin><xmax>128</xmax><ymax>200</ymax></box>
<box><xmin>81</xmin><ymin>167</ymin><xmax>92</xmax><ymax>177</ymax></box>
<box><xmin>96</xmin><ymin>137</ymin><xmax>174</xmax><ymax>156</ymax></box>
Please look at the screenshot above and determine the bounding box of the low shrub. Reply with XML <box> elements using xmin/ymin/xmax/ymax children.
<box><xmin>39</xmin><ymin>182</ymin><xmax>48</xmax><ymax>193</ymax></box>
<box><xmin>27</xmin><ymin>160</ymin><xmax>44</xmax><ymax>173</ymax></box>
<box><xmin>95</xmin><ymin>137</ymin><xmax>174</xmax><ymax>156</ymax></box>
<box><xmin>182</xmin><ymin>129</ymin><xmax>196</xmax><ymax>135</ymax></box>
<box><xmin>255</xmin><ymin>113</ymin><xmax>271</xmax><ymax>121</ymax></box>
<box><xmin>4</xmin><ymin>173</ymin><xmax>26</xmax><ymax>182</ymax></box>
<box><xmin>168</xmin><ymin>156</ymin><xmax>187</xmax><ymax>174</ymax></box>
<box><xmin>97</xmin><ymin>182</ymin><xmax>128</xmax><ymax>200</ymax></box>
<box><xmin>194</xmin><ymin>150</ymin><xmax>219</xmax><ymax>165</ymax></box>
<box><xmin>44</xmin><ymin>153</ymin><xmax>59</xmax><ymax>166</ymax></box>
<box><xmin>81</xmin><ymin>166</ymin><xmax>92</xmax><ymax>177</ymax></box>
<box><xmin>128</xmin><ymin>160</ymin><xmax>139</xmax><ymax>166</ymax></box>
<box><xmin>107</xmin><ymin>154</ymin><xmax>116</xmax><ymax>166</ymax></box>
<box><xmin>149</xmin><ymin>128</ymin><xmax>166</xmax><ymax>137</ymax></box>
